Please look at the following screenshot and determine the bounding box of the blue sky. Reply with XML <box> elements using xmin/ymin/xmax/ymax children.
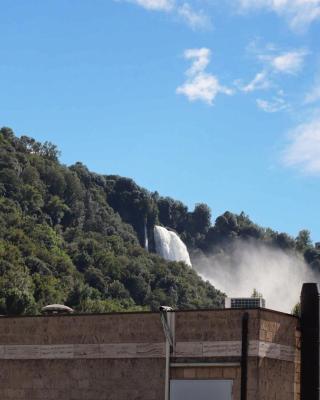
<box><xmin>1</xmin><ymin>0</ymin><xmax>320</xmax><ymax>240</ymax></box>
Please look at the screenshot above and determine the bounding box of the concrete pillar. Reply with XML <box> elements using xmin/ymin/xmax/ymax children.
<box><xmin>301</xmin><ymin>283</ymin><xmax>320</xmax><ymax>400</ymax></box>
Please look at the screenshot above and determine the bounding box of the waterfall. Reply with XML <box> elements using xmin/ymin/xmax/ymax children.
<box><xmin>154</xmin><ymin>225</ymin><xmax>192</xmax><ymax>267</ymax></box>
<box><xmin>144</xmin><ymin>223</ymin><xmax>149</xmax><ymax>251</ymax></box>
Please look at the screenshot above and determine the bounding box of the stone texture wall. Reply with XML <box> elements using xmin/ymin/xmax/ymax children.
<box><xmin>172</xmin><ymin>309</ymin><xmax>300</xmax><ymax>400</ymax></box>
<box><xmin>175</xmin><ymin>309</ymin><xmax>260</xmax><ymax>342</ymax></box>
<box><xmin>0</xmin><ymin>313</ymin><xmax>165</xmax><ymax>400</ymax></box>
<box><xmin>0</xmin><ymin>309</ymin><xmax>300</xmax><ymax>400</ymax></box>
<box><xmin>0</xmin><ymin>359</ymin><xmax>165</xmax><ymax>400</ymax></box>
<box><xmin>0</xmin><ymin>312</ymin><xmax>164</xmax><ymax>344</ymax></box>
<box><xmin>256</xmin><ymin>311</ymin><xmax>301</xmax><ymax>400</ymax></box>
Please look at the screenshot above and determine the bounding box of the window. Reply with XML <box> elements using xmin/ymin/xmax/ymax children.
<box><xmin>170</xmin><ymin>380</ymin><xmax>233</xmax><ymax>400</ymax></box>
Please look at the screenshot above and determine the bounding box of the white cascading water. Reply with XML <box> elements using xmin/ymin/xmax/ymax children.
<box><xmin>144</xmin><ymin>223</ymin><xmax>149</xmax><ymax>251</ymax></box>
<box><xmin>154</xmin><ymin>225</ymin><xmax>192</xmax><ymax>267</ymax></box>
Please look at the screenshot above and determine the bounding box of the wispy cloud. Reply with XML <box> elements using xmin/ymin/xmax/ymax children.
<box><xmin>237</xmin><ymin>0</ymin><xmax>320</xmax><ymax>30</ymax></box>
<box><xmin>241</xmin><ymin>71</ymin><xmax>271</xmax><ymax>92</ymax></box>
<box><xmin>176</xmin><ymin>48</ymin><xmax>233</xmax><ymax>105</ymax></box>
<box><xmin>305</xmin><ymin>76</ymin><xmax>320</xmax><ymax>104</ymax></box>
<box><xmin>129</xmin><ymin>0</ymin><xmax>174</xmax><ymax>11</ymax></box>
<box><xmin>256</xmin><ymin>96</ymin><xmax>289</xmax><ymax>112</ymax></box>
<box><xmin>239</xmin><ymin>46</ymin><xmax>307</xmax><ymax>99</ymax></box>
<box><xmin>184</xmin><ymin>48</ymin><xmax>210</xmax><ymax>75</ymax></box>
<box><xmin>262</xmin><ymin>50</ymin><xmax>307</xmax><ymax>74</ymax></box>
<box><xmin>177</xmin><ymin>3</ymin><xmax>211</xmax><ymax>30</ymax></box>
<box><xmin>282</xmin><ymin>116</ymin><xmax>320</xmax><ymax>174</ymax></box>
<box><xmin>120</xmin><ymin>0</ymin><xmax>211</xmax><ymax>29</ymax></box>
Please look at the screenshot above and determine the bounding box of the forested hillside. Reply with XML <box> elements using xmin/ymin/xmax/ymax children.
<box><xmin>0</xmin><ymin>128</ymin><xmax>224</xmax><ymax>315</ymax></box>
<box><xmin>1</xmin><ymin>127</ymin><xmax>319</xmax><ymax>315</ymax></box>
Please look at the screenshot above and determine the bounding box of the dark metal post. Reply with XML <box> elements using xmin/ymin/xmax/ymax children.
<box><xmin>241</xmin><ymin>312</ymin><xmax>249</xmax><ymax>400</ymax></box>
<box><xmin>301</xmin><ymin>283</ymin><xmax>320</xmax><ymax>400</ymax></box>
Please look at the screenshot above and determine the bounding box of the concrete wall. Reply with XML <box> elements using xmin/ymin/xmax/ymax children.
<box><xmin>0</xmin><ymin>309</ymin><xmax>300</xmax><ymax>400</ymax></box>
<box><xmin>257</xmin><ymin>310</ymin><xmax>301</xmax><ymax>400</ymax></box>
<box><xmin>0</xmin><ymin>359</ymin><xmax>165</xmax><ymax>400</ymax></box>
<box><xmin>172</xmin><ymin>309</ymin><xmax>300</xmax><ymax>400</ymax></box>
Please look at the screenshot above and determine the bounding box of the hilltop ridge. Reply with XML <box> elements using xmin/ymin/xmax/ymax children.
<box><xmin>0</xmin><ymin>127</ymin><xmax>319</xmax><ymax>315</ymax></box>
<box><xmin>0</xmin><ymin>127</ymin><xmax>224</xmax><ymax>314</ymax></box>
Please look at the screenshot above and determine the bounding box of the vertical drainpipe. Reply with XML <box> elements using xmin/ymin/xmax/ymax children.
<box><xmin>241</xmin><ymin>312</ymin><xmax>249</xmax><ymax>400</ymax></box>
<box><xmin>165</xmin><ymin>338</ymin><xmax>170</xmax><ymax>400</ymax></box>
<box><xmin>160</xmin><ymin>310</ymin><xmax>175</xmax><ymax>400</ymax></box>
<box><xmin>300</xmin><ymin>283</ymin><xmax>320</xmax><ymax>400</ymax></box>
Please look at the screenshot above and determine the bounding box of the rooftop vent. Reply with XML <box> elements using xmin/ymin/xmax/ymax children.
<box><xmin>225</xmin><ymin>297</ymin><xmax>266</xmax><ymax>309</ymax></box>
<box><xmin>41</xmin><ymin>304</ymin><xmax>74</xmax><ymax>315</ymax></box>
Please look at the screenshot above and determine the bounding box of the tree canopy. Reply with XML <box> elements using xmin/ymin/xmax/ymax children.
<box><xmin>1</xmin><ymin>127</ymin><xmax>319</xmax><ymax>316</ymax></box>
<box><xmin>0</xmin><ymin>128</ymin><xmax>225</xmax><ymax>315</ymax></box>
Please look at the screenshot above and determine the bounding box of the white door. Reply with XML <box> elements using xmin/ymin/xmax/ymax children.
<box><xmin>170</xmin><ymin>380</ymin><xmax>233</xmax><ymax>400</ymax></box>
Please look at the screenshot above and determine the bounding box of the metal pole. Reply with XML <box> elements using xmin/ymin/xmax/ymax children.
<box><xmin>240</xmin><ymin>312</ymin><xmax>249</xmax><ymax>400</ymax></box>
<box><xmin>160</xmin><ymin>309</ymin><xmax>175</xmax><ymax>400</ymax></box>
<box><xmin>165</xmin><ymin>338</ymin><xmax>170</xmax><ymax>400</ymax></box>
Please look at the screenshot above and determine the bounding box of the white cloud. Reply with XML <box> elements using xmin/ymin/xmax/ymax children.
<box><xmin>120</xmin><ymin>0</ymin><xmax>211</xmax><ymax>29</ymax></box>
<box><xmin>176</xmin><ymin>48</ymin><xmax>233</xmax><ymax>105</ymax></box>
<box><xmin>177</xmin><ymin>3</ymin><xmax>211</xmax><ymax>29</ymax></box>
<box><xmin>305</xmin><ymin>78</ymin><xmax>320</xmax><ymax>104</ymax></box>
<box><xmin>184</xmin><ymin>48</ymin><xmax>211</xmax><ymax>75</ymax></box>
<box><xmin>241</xmin><ymin>71</ymin><xmax>271</xmax><ymax>92</ymax></box>
<box><xmin>240</xmin><ymin>46</ymin><xmax>307</xmax><ymax>97</ymax></box>
<box><xmin>237</xmin><ymin>0</ymin><xmax>320</xmax><ymax>30</ymax></box>
<box><xmin>256</xmin><ymin>97</ymin><xmax>288</xmax><ymax>112</ymax></box>
<box><xmin>130</xmin><ymin>0</ymin><xmax>174</xmax><ymax>11</ymax></box>
<box><xmin>265</xmin><ymin>50</ymin><xmax>307</xmax><ymax>74</ymax></box>
<box><xmin>282</xmin><ymin>117</ymin><xmax>320</xmax><ymax>174</ymax></box>
<box><xmin>177</xmin><ymin>73</ymin><xmax>233</xmax><ymax>104</ymax></box>
<box><xmin>247</xmin><ymin>40</ymin><xmax>308</xmax><ymax>74</ymax></box>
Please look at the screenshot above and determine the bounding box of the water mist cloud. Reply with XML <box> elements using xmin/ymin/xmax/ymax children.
<box><xmin>193</xmin><ymin>240</ymin><xmax>317</xmax><ymax>313</ymax></box>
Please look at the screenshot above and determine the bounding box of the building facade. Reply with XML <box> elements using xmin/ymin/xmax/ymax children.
<box><xmin>0</xmin><ymin>305</ymin><xmax>302</xmax><ymax>400</ymax></box>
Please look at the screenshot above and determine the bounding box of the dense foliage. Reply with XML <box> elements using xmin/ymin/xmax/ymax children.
<box><xmin>1</xmin><ymin>127</ymin><xmax>319</xmax><ymax>316</ymax></box>
<box><xmin>0</xmin><ymin>128</ymin><xmax>224</xmax><ymax>315</ymax></box>
<box><xmin>106</xmin><ymin>164</ymin><xmax>320</xmax><ymax>276</ymax></box>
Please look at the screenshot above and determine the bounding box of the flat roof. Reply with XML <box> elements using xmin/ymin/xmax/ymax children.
<box><xmin>0</xmin><ymin>307</ymin><xmax>299</xmax><ymax>320</ymax></box>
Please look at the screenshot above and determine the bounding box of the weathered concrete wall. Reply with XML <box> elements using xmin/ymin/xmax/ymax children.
<box><xmin>175</xmin><ymin>309</ymin><xmax>260</xmax><ymax>342</ymax></box>
<box><xmin>257</xmin><ymin>310</ymin><xmax>301</xmax><ymax>400</ymax></box>
<box><xmin>0</xmin><ymin>309</ymin><xmax>300</xmax><ymax>400</ymax></box>
<box><xmin>172</xmin><ymin>309</ymin><xmax>300</xmax><ymax>400</ymax></box>
<box><xmin>0</xmin><ymin>312</ymin><xmax>164</xmax><ymax>344</ymax></box>
<box><xmin>0</xmin><ymin>313</ymin><xmax>166</xmax><ymax>400</ymax></box>
<box><xmin>0</xmin><ymin>359</ymin><xmax>165</xmax><ymax>400</ymax></box>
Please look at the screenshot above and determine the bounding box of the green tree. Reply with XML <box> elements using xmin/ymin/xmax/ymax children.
<box><xmin>292</xmin><ymin>302</ymin><xmax>300</xmax><ymax>317</ymax></box>
<box><xmin>296</xmin><ymin>230</ymin><xmax>312</xmax><ymax>252</ymax></box>
<box><xmin>20</xmin><ymin>185</ymin><xmax>44</xmax><ymax>213</ymax></box>
<box><xmin>251</xmin><ymin>289</ymin><xmax>263</xmax><ymax>299</ymax></box>
<box><xmin>45</xmin><ymin>195</ymin><xmax>70</xmax><ymax>225</ymax></box>
<box><xmin>191</xmin><ymin>203</ymin><xmax>211</xmax><ymax>234</ymax></box>
<box><xmin>274</xmin><ymin>232</ymin><xmax>295</xmax><ymax>250</ymax></box>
